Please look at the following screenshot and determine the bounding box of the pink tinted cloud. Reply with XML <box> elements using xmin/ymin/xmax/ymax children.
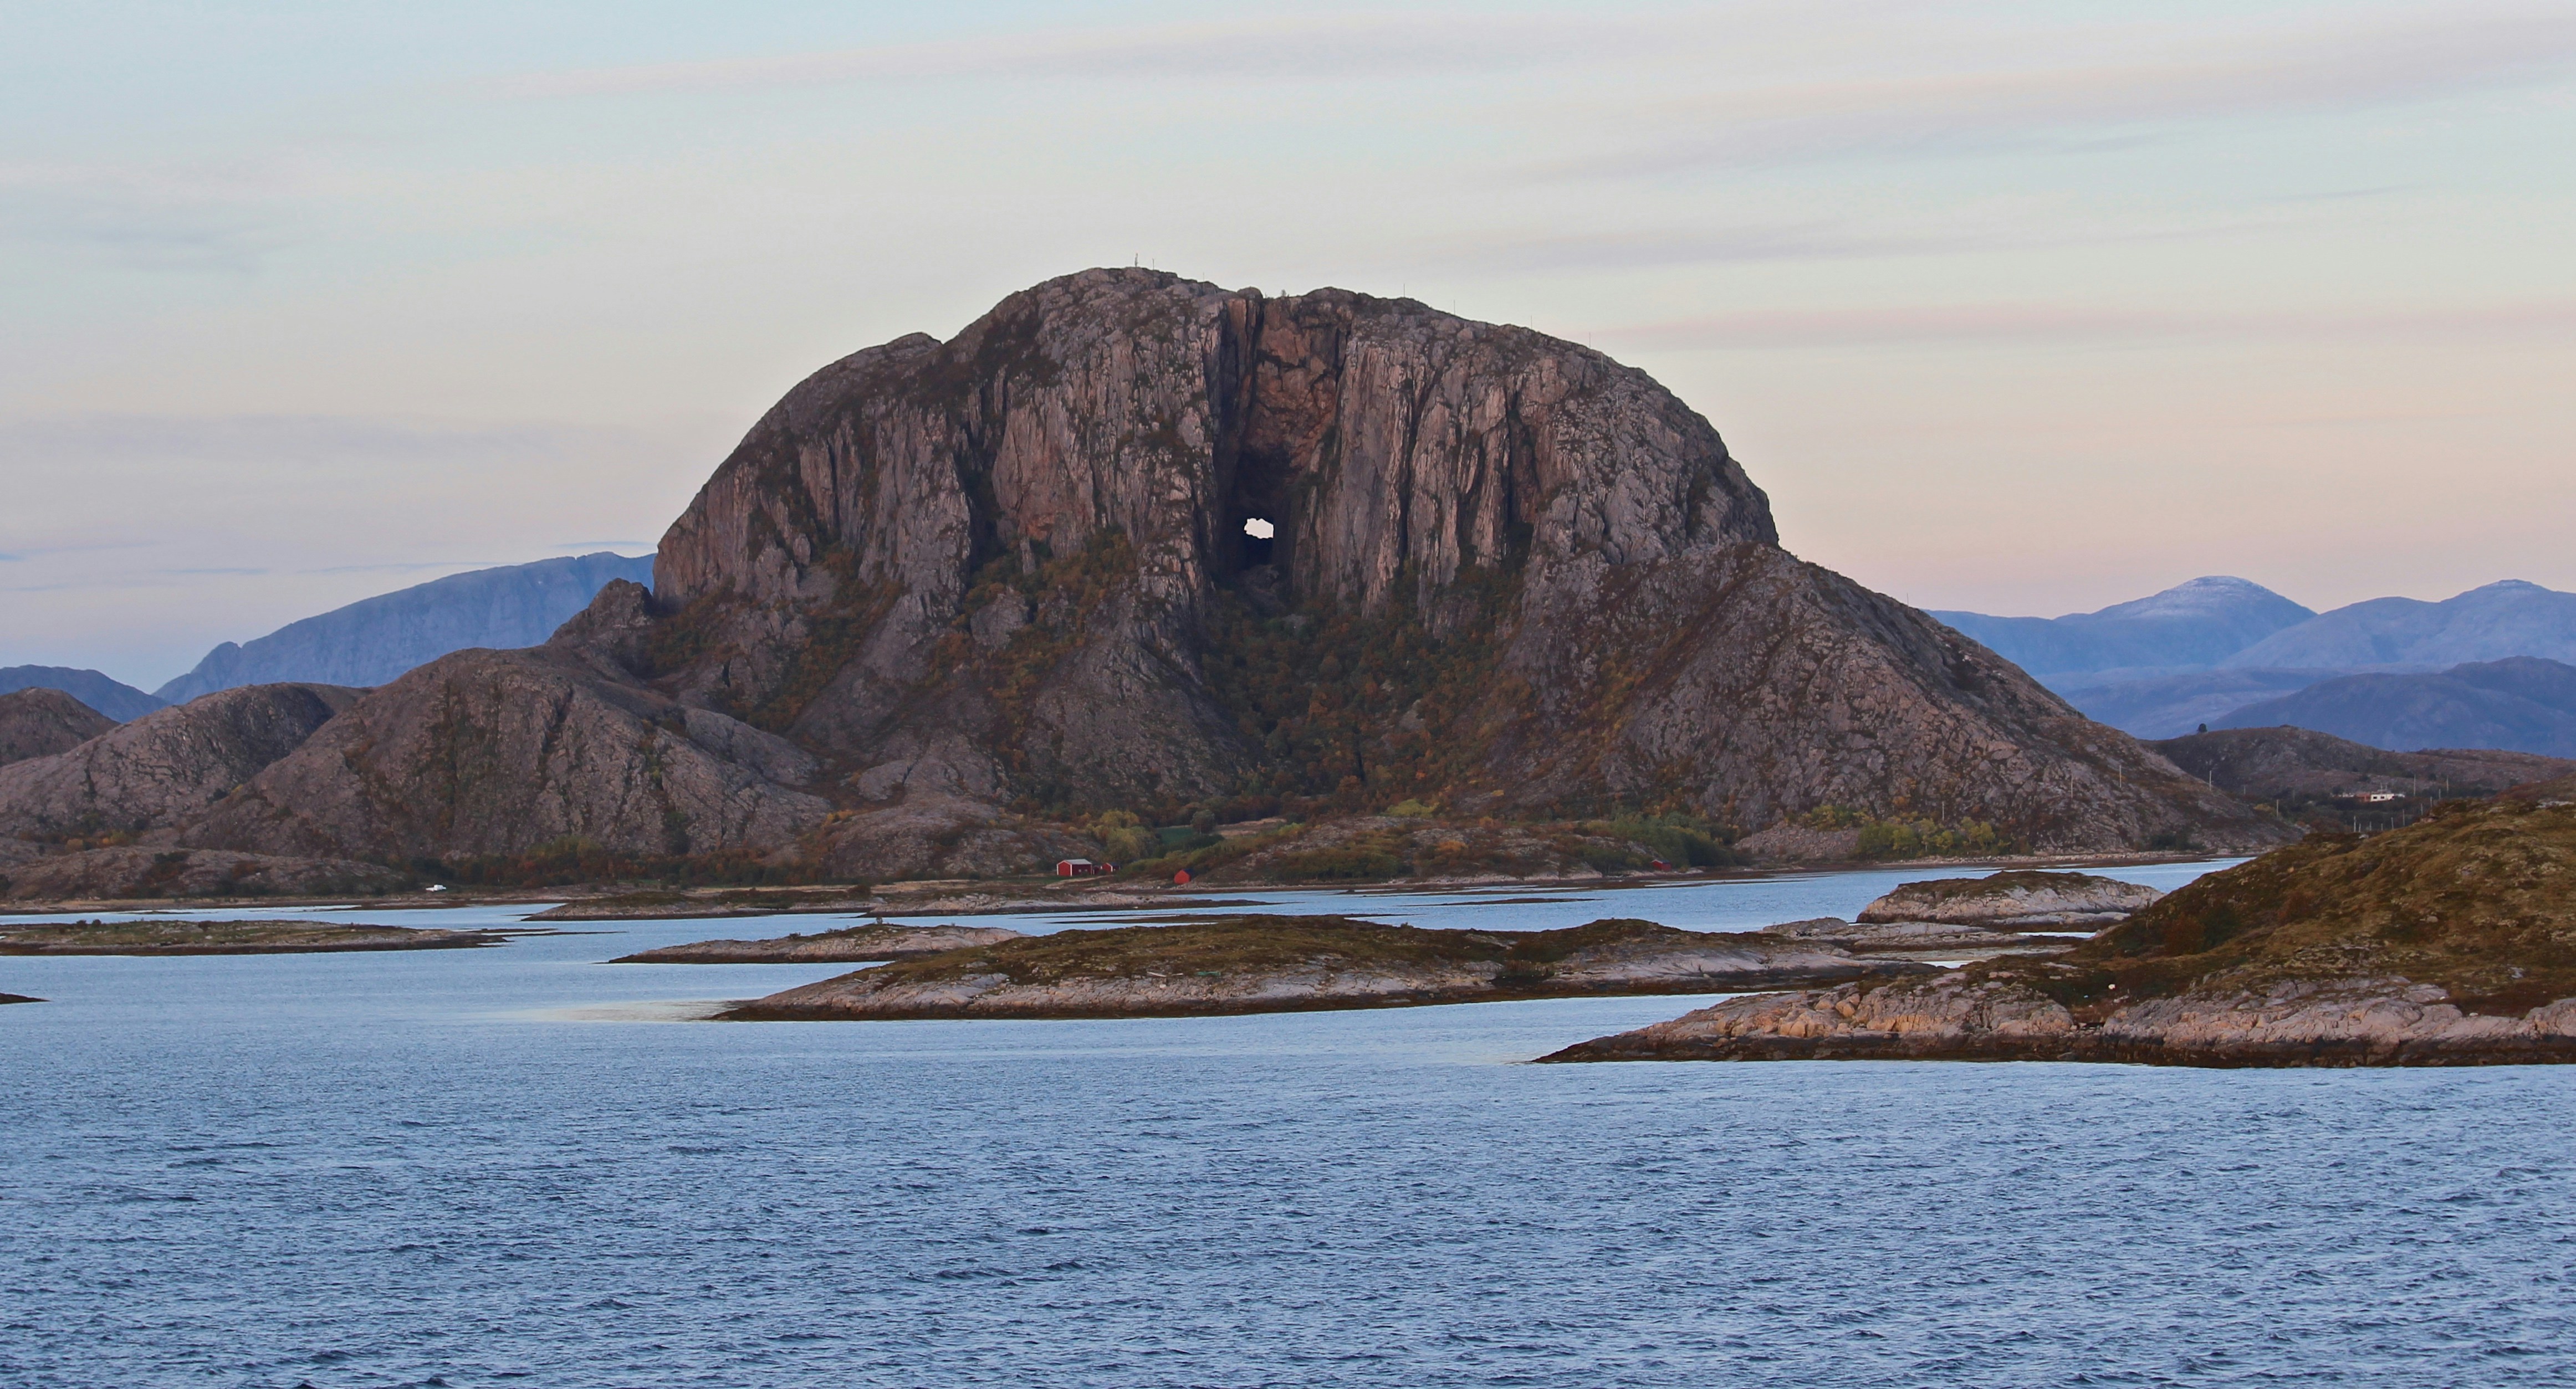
<box><xmin>1550</xmin><ymin>8</ymin><xmax>2576</xmax><ymax>173</ymax></box>
<box><xmin>1598</xmin><ymin>301</ymin><xmax>2576</xmax><ymax>350</ymax></box>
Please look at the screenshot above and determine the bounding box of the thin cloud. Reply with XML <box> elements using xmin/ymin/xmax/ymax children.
<box><xmin>0</xmin><ymin>166</ymin><xmax>284</xmax><ymax>274</ymax></box>
<box><xmin>1598</xmin><ymin>301</ymin><xmax>2576</xmax><ymax>350</ymax></box>
<box><xmin>495</xmin><ymin>12</ymin><xmax>1680</xmax><ymax>98</ymax></box>
<box><xmin>0</xmin><ymin>413</ymin><xmax>615</xmax><ymax>467</ymax></box>
<box><xmin>1548</xmin><ymin>9</ymin><xmax>2576</xmax><ymax>176</ymax></box>
<box><xmin>305</xmin><ymin>561</ymin><xmax>513</xmax><ymax>575</ymax></box>
<box><xmin>1424</xmin><ymin>216</ymin><xmax>2237</xmax><ymax>274</ymax></box>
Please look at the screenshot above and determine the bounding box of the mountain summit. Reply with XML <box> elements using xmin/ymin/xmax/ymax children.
<box><xmin>19</xmin><ymin>269</ymin><xmax>2273</xmax><ymax>875</ymax></box>
<box><xmin>1932</xmin><ymin>577</ymin><xmax>2315</xmax><ymax>684</ymax></box>
<box><xmin>155</xmin><ymin>552</ymin><xmax>655</xmax><ymax>703</ymax></box>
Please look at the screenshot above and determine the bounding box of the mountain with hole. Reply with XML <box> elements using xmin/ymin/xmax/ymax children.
<box><xmin>5</xmin><ymin>269</ymin><xmax>2279</xmax><ymax>888</ymax></box>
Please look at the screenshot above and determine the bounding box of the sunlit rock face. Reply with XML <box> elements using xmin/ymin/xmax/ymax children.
<box><xmin>0</xmin><ymin>269</ymin><xmax>2280</xmax><ymax>878</ymax></box>
<box><xmin>637</xmin><ymin>266</ymin><xmax>2268</xmax><ymax>849</ymax></box>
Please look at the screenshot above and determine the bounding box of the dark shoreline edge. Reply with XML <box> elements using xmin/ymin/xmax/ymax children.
<box><xmin>0</xmin><ymin>936</ymin><xmax>508</xmax><ymax>956</ymax></box>
<box><xmin>1534</xmin><ymin>1032</ymin><xmax>2576</xmax><ymax>1068</ymax></box>
<box><xmin>0</xmin><ymin>853</ymin><xmax>2242</xmax><ymax>921</ymax></box>
<box><xmin>714</xmin><ymin>965</ymin><xmax>1908</xmax><ymax>1022</ymax></box>
<box><xmin>0</xmin><ymin>924</ymin><xmax>574</xmax><ymax>956</ymax></box>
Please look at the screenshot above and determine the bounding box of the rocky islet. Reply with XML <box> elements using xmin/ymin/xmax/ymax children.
<box><xmin>721</xmin><ymin>914</ymin><xmax>1927</xmax><ymax>1021</ymax></box>
<box><xmin>1543</xmin><ymin>799</ymin><xmax>2576</xmax><ymax>1067</ymax></box>
<box><xmin>0</xmin><ymin>918</ymin><xmax>518</xmax><ymax>955</ymax></box>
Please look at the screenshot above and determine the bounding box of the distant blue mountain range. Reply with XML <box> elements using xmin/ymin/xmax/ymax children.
<box><xmin>1937</xmin><ymin>577</ymin><xmax>2576</xmax><ymax>750</ymax></box>
<box><xmin>155</xmin><ymin>552</ymin><xmax>655</xmax><ymax>703</ymax></box>
<box><xmin>1931</xmin><ymin>577</ymin><xmax>2315</xmax><ymax>684</ymax></box>
<box><xmin>2216</xmin><ymin>658</ymin><xmax>2576</xmax><ymax>758</ymax></box>
<box><xmin>0</xmin><ymin>666</ymin><xmax>166</xmax><ymax>722</ymax></box>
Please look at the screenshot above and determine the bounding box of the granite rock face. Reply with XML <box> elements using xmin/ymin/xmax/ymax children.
<box><xmin>1</xmin><ymin>268</ymin><xmax>2283</xmax><ymax>878</ymax></box>
<box><xmin>1855</xmin><ymin>871</ymin><xmax>2162</xmax><ymax>927</ymax></box>
<box><xmin>651</xmin><ymin>269</ymin><xmax>1775</xmax><ymax>813</ymax></box>
<box><xmin>0</xmin><ymin>689</ymin><xmax>115</xmax><ymax>767</ymax></box>
<box><xmin>0</xmin><ymin>684</ymin><xmax>362</xmax><ymax>842</ymax></box>
<box><xmin>641</xmin><ymin>268</ymin><xmax>2271</xmax><ymax>852</ymax></box>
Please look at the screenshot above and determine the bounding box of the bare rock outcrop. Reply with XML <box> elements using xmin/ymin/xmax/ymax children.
<box><xmin>1758</xmin><ymin>915</ymin><xmax>2079</xmax><ymax>958</ymax></box>
<box><xmin>612</xmin><ymin>922</ymin><xmax>1022</xmax><ymax>963</ymax></box>
<box><xmin>177</xmin><ymin>635</ymin><xmax>830</xmax><ymax>863</ymax></box>
<box><xmin>3</xmin><ymin>269</ymin><xmax>2283</xmax><ymax>878</ymax></box>
<box><xmin>1545</xmin><ymin>799</ymin><xmax>2576</xmax><ymax>1066</ymax></box>
<box><xmin>0</xmin><ymin>688</ymin><xmax>115</xmax><ymax>767</ymax></box>
<box><xmin>641</xmin><ymin>268</ymin><xmax>2273</xmax><ymax>852</ymax></box>
<box><xmin>0</xmin><ymin>684</ymin><xmax>362</xmax><ymax>842</ymax></box>
<box><xmin>729</xmin><ymin>915</ymin><xmax>1916</xmax><ymax>1021</ymax></box>
<box><xmin>1855</xmin><ymin>870</ymin><xmax>2161</xmax><ymax>927</ymax></box>
<box><xmin>0</xmin><ymin>917</ymin><xmax>502</xmax><ymax>954</ymax></box>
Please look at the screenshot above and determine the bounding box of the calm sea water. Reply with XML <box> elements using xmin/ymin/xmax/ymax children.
<box><xmin>5</xmin><ymin>863</ymin><xmax>2572</xmax><ymax>1387</ymax></box>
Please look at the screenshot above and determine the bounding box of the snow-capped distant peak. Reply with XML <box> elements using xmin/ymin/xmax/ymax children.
<box><xmin>2090</xmin><ymin>577</ymin><xmax>2308</xmax><ymax>623</ymax></box>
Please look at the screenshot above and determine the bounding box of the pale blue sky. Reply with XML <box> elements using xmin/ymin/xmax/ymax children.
<box><xmin>5</xmin><ymin>1</ymin><xmax>2573</xmax><ymax>686</ymax></box>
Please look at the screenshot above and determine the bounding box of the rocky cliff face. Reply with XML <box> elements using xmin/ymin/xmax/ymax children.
<box><xmin>640</xmin><ymin>268</ymin><xmax>2267</xmax><ymax>852</ymax></box>
<box><xmin>0</xmin><ymin>268</ymin><xmax>2281</xmax><ymax>881</ymax></box>
<box><xmin>0</xmin><ymin>689</ymin><xmax>115</xmax><ymax>767</ymax></box>
<box><xmin>0</xmin><ymin>684</ymin><xmax>361</xmax><ymax>842</ymax></box>
<box><xmin>647</xmin><ymin>269</ymin><xmax>1775</xmax><ymax>816</ymax></box>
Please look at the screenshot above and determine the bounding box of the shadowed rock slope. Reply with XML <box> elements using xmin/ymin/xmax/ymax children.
<box><xmin>0</xmin><ymin>847</ymin><xmax>406</xmax><ymax>902</ymax></box>
<box><xmin>0</xmin><ymin>665</ymin><xmax>165</xmax><ymax>722</ymax></box>
<box><xmin>5</xmin><ymin>269</ymin><xmax>2277</xmax><ymax>877</ymax></box>
<box><xmin>0</xmin><ymin>684</ymin><xmax>362</xmax><ymax>843</ymax></box>
<box><xmin>1545</xmin><ymin>798</ymin><xmax>2576</xmax><ymax>1067</ymax></box>
<box><xmin>629</xmin><ymin>268</ymin><xmax>2265</xmax><ymax>854</ymax></box>
<box><xmin>0</xmin><ymin>689</ymin><xmax>115</xmax><ymax>767</ymax></box>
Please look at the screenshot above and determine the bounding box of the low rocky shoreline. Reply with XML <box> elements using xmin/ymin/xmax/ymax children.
<box><xmin>0</xmin><ymin>919</ymin><xmax>522</xmax><ymax>955</ymax></box>
<box><xmin>1542</xmin><ymin>802</ymin><xmax>2576</xmax><ymax>1068</ymax></box>
<box><xmin>613</xmin><ymin>922</ymin><xmax>1024</xmax><ymax>963</ymax></box>
<box><xmin>722</xmin><ymin>915</ymin><xmax>1930</xmax><ymax>1021</ymax></box>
